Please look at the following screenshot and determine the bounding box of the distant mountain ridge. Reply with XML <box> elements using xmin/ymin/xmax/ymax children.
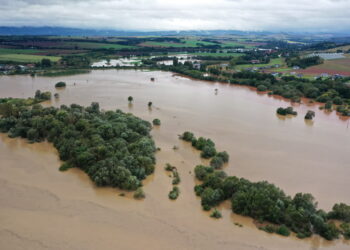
<box><xmin>0</xmin><ymin>26</ymin><xmax>349</xmax><ymax>37</ymax></box>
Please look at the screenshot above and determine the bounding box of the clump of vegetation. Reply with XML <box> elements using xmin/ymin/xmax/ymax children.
<box><xmin>193</xmin><ymin>164</ymin><xmax>349</xmax><ymax>240</ymax></box>
<box><xmin>55</xmin><ymin>81</ymin><xmax>66</xmax><ymax>88</ymax></box>
<box><xmin>340</xmin><ymin>223</ymin><xmax>350</xmax><ymax>239</ymax></box>
<box><xmin>128</xmin><ymin>96</ymin><xmax>133</xmax><ymax>103</ymax></box>
<box><xmin>152</xmin><ymin>118</ymin><xmax>161</xmax><ymax>126</ymax></box>
<box><xmin>257</xmin><ymin>84</ymin><xmax>268</xmax><ymax>92</ymax></box>
<box><xmin>210</xmin><ymin>209</ymin><xmax>222</xmax><ymax>219</ymax></box>
<box><xmin>276</xmin><ymin>107</ymin><xmax>297</xmax><ymax>116</ymax></box>
<box><xmin>34</xmin><ymin>90</ymin><xmax>51</xmax><ymax>101</ymax></box>
<box><xmin>168</xmin><ymin>186</ymin><xmax>180</xmax><ymax>200</ymax></box>
<box><xmin>210</xmin><ymin>151</ymin><xmax>229</xmax><ymax>169</ymax></box>
<box><xmin>165</xmin><ymin>163</ymin><xmax>181</xmax><ymax>185</ymax></box>
<box><xmin>336</xmin><ymin>105</ymin><xmax>350</xmax><ymax>116</ymax></box>
<box><xmin>324</xmin><ymin>101</ymin><xmax>333</xmax><ymax>110</ymax></box>
<box><xmin>54</xmin><ymin>93</ymin><xmax>59</xmax><ymax>99</ymax></box>
<box><xmin>180</xmin><ymin>131</ymin><xmax>230</xmax><ymax>162</ymax></box>
<box><xmin>0</xmin><ymin>95</ymin><xmax>156</xmax><ymax>191</ymax></box>
<box><xmin>276</xmin><ymin>225</ymin><xmax>291</xmax><ymax>236</ymax></box>
<box><xmin>148</xmin><ymin>101</ymin><xmax>152</xmax><ymax>107</ymax></box>
<box><xmin>328</xmin><ymin>203</ymin><xmax>350</xmax><ymax>222</ymax></box>
<box><xmin>305</xmin><ymin>110</ymin><xmax>316</xmax><ymax>120</ymax></box>
<box><xmin>134</xmin><ymin>187</ymin><xmax>145</xmax><ymax>199</ymax></box>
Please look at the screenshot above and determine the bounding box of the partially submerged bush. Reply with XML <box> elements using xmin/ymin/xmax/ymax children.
<box><xmin>55</xmin><ymin>81</ymin><xmax>66</xmax><ymax>88</ymax></box>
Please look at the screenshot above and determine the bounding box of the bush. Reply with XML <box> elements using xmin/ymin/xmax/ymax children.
<box><xmin>210</xmin><ymin>156</ymin><xmax>224</xmax><ymax>169</ymax></box>
<box><xmin>55</xmin><ymin>81</ymin><xmax>66</xmax><ymax>88</ymax></box>
<box><xmin>324</xmin><ymin>101</ymin><xmax>333</xmax><ymax>110</ymax></box>
<box><xmin>194</xmin><ymin>165</ymin><xmax>214</xmax><ymax>181</ymax></box>
<box><xmin>257</xmin><ymin>84</ymin><xmax>268</xmax><ymax>92</ymax></box>
<box><xmin>134</xmin><ymin>187</ymin><xmax>145</xmax><ymax>199</ymax></box>
<box><xmin>259</xmin><ymin>225</ymin><xmax>275</xmax><ymax>233</ymax></box>
<box><xmin>305</xmin><ymin>110</ymin><xmax>315</xmax><ymax>120</ymax></box>
<box><xmin>340</xmin><ymin>223</ymin><xmax>350</xmax><ymax>239</ymax></box>
<box><xmin>210</xmin><ymin>209</ymin><xmax>222</xmax><ymax>219</ymax></box>
<box><xmin>328</xmin><ymin>203</ymin><xmax>350</xmax><ymax>222</ymax></box>
<box><xmin>200</xmin><ymin>145</ymin><xmax>216</xmax><ymax>158</ymax></box>
<box><xmin>276</xmin><ymin>225</ymin><xmax>291</xmax><ymax>236</ymax></box>
<box><xmin>152</xmin><ymin>118</ymin><xmax>161</xmax><ymax>126</ymax></box>
<box><xmin>169</xmin><ymin>186</ymin><xmax>180</xmax><ymax>200</ymax></box>
<box><xmin>181</xmin><ymin>131</ymin><xmax>195</xmax><ymax>142</ymax></box>
<box><xmin>216</xmin><ymin>151</ymin><xmax>229</xmax><ymax>163</ymax></box>
<box><xmin>59</xmin><ymin>162</ymin><xmax>73</xmax><ymax>171</ymax></box>
<box><xmin>276</xmin><ymin>107</ymin><xmax>297</xmax><ymax>116</ymax></box>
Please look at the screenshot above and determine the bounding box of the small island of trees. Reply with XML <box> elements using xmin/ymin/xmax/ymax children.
<box><xmin>180</xmin><ymin>131</ymin><xmax>350</xmax><ymax>241</ymax></box>
<box><xmin>0</xmin><ymin>94</ymin><xmax>157</xmax><ymax>193</ymax></box>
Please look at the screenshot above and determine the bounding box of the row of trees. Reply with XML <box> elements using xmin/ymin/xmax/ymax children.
<box><xmin>157</xmin><ymin>63</ymin><xmax>350</xmax><ymax>116</ymax></box>
<box><xmin>189</xmin><ymin>150</ymin><xmax>350</xmax><ymax>241</ymax></box>
<box><xmin>0</xmin><ymin>95</ymin><xmax>156</xmax><ymax>191</ymax></box>
<box><xmin>180</xmin><ymin>131</ymin><xmax>229</xmax><ymax>169</ymax></box>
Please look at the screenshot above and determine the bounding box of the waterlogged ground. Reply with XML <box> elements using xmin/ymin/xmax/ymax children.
<box><xmin>0</xmin><ymin>70</ymin><xmax>349</xmax><ymax>250</ymax></box>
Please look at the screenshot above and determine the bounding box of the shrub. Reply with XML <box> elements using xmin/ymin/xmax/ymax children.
<box><xmin>210</xmin><ymin>209</ymin><xmax>222</xmax><ymax>219</ymax></box>
<box><xmin>276</xmin><ymin>225</ymin><xmax>291</xmax><ymax>236</ymax></box>
<box><xmin>134</xmin><ymin>187</ymin><xmax>145</xmax><ymax>199</ymax></box>
<box><xmin>55</xmin><ymin>81</ymin><xmax>66</xmax><ymax>88</ymax></box>
<box><xmin>210</xmin><ymin>156</ymin><xmax>224</xmax><ymax>169</ymax></box>
<box><xmin>305</xmin><ymin>110</ymin><xmax>315</xmax><ymax>120</ymax></box>
<box><xmin>153</xmin><ymin>118</ymin><xmax>161</xmax><ymax>126</ymax></box>
<box><xmin>257</xmin><ymin>84</ymin><xmax>267</xmax><ymax>92</ymax></box>
<box><xmin>276</xmin><ymin>107</ymin><xmax>297</xmax><ymax>116</ymax></box>
<box><xmin>194</xmin><ymin>165</ymin><xmax>214</xmax><ymax>181</ymax></box>
<box><xmin>168</xmin><ymin>186</ymin><xmax>180</xmax><ymax>200</ymax></box>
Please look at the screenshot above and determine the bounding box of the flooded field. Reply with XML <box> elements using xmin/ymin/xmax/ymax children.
<box><xmin>0</xmin><ymin>69</ymin><xmax>349</xmax><ymax>250</ymax></box>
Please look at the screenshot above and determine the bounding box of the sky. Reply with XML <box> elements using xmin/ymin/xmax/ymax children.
<box><xmin>0</xmin><ymin>0</ymin><xmax>349</xmax><ymax>32</ymax></box>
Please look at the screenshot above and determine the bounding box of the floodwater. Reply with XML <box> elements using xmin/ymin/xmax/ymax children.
<box><xmin>0</xmin><ymin>69</ymin><xmax>349</xmax><ymax>250</ymax></box>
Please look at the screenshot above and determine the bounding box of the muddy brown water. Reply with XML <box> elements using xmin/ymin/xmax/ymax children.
<box><xmin>0</xmin><ymin>69</ymin><xmax>349</xmax><ymax>250</ymax></box>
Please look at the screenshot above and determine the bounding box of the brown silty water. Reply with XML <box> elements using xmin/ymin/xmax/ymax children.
<box><xmin>0</xmin><ymin>69</ymin><xmax>349</xmax><ymax>250</ymax></box>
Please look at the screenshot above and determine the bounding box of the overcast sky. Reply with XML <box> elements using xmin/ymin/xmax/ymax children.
<box><xmin>0</xmin><ymin>0</ymin><xmax>349</xmax><ymax>32</ymax></box>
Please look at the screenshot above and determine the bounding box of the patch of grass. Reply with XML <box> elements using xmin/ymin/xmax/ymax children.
<box><xmin>0</xmin><ymin>54</ymin><xmax>61</xmax><ymax>63</ymax></box>
<box><xmin>0</xmin><ymin>48</ymin><xmax>46</xmax><ymax>55</ymax></box>
<box><xmin>235</xmin><ymin>58</ymin><xmax>284</xmax><ymax>70</ymax></box>
<box><xmin>190</xmin><ymin>52</ymin><xmax>243</xmax><ymax>57</ymax></box>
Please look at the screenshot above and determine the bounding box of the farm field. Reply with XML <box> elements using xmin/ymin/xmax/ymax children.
<box><xmin>189</xmin><ymin>52</ymin><xmax>243</xmax><ymax>57</ymax></box>
<box><xmin>0</xmin><ymin>54</ymin><xmax>61</xmax><ymax>63</ymax></box>
<box><xmin>140</xmin><ymin>39</ymin><xmax>218</xmax><ymax>48</ymax></box>
<box><xmin>296</xmin><ymin>57</ymin><xmax>350</xmax><ymax>76</ymax></box>
<box><xmin>234</xmin><ymin>58</ymin><xmax>284</xmax><ymax>70</ymax></box>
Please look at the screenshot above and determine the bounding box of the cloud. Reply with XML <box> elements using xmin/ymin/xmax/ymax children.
<box><xmin>0</xmin><ymin>0</ymin><xmax>349</xmax><ymax>32</ymax></box>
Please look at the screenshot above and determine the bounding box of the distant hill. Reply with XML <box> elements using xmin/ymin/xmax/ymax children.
<box><xmin>0</xmin><ymin>27</ymin><xmax>270</xmax><ymax>36</ymax></box>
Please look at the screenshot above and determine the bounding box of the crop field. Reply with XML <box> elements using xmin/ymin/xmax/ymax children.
<box><xmin>189</xmin><ymin>52</ymin><xmax>243</xmax><ymax>57</ymax></box>
<box><xmin>0</xmin><ymin>54</ymin><xmax>61</xmax><ymax>63</ymax></box>
<box><xmin>326</xmin><ymin>45</ymin><xmax>350</xmax><ymax>53</ymax></box>
<box><xmin>296</xmin><ymin>58</ymin><xmax>350</xmax><ymax>76</ymax></box>
<box><xmin>234</xmin><ymin>58</ymin><xmax>284</xmax><ymax>70</ymax></box>
<box><xmin>0</xmin><ymin>48</ymin><xmax>46</xmax><ymax>54</ymax></box>
<box><xmin>140</xmin><ymin>39</ymin><xmax>219</xmax><ymax>48</ymax></box>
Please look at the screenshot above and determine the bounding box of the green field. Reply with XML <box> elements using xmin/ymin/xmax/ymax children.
<box><xmin>190</xmin><ymin>52</ymin><xmax>243</xmax><ymax>57</ymax></box>
<box><xmin>235</xmin><ymin>58</ymin><xmax>284</xmax><ymax>70</ymax></box>
<box><xmin>142</xmin><ymin>39</ymin><xmax>219</xmax><ymax>48</ymax></box>
<box><xmin>0</xmin><ymin>54</ymin><xmax>61</xmax><ymax>63</ymax></box>
<box><xmin>64</xmin><ymin>42</ymin><xmax>135</xmax><ymax>49</ymax></box>
<box><xmin>0</xmin><ymin>48</ymin><xmax>46</xmax><ymax>55</ymax></box>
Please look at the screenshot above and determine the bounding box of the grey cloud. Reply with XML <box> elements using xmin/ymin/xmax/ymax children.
<box><xmin>0</xmin><ymin>0</ymin><xmax>349</xmax><ymax>32</ymax></box>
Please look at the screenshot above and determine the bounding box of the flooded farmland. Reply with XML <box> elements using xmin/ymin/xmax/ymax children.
<box><xmin>0</xmin><ymin>69</ymin><xmax>349</xmax><ymax>250</ymax></box>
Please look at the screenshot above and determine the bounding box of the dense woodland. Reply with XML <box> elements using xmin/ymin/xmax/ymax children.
<box><xmin>181</xmin><ymin>131</ymin><xmax>350</xmax><ymax>241</ymax></box>
<box><xmin>0</xmin><ymin>94</ymin><xmax>156</xmax><ymax>191</ymax></box>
